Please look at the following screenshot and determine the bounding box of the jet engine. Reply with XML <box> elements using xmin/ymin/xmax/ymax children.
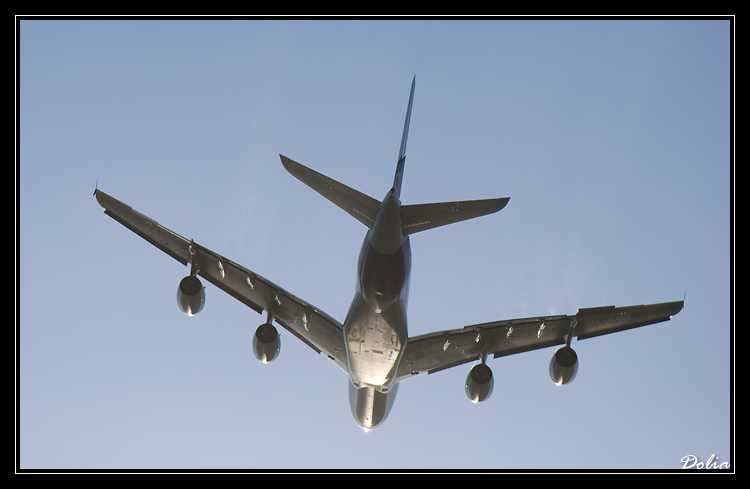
<box><xmin>465</xmin><ymin>363</ymin><xmax>494</xmax><ymax>403</ymax></box>
<box><xmin>177</xmin><ymin>275</ymin><xmax>205</xmax><ymax>316</ymax></box>
<box><xmin>549</xmin><ymin>346</ymin><xmax>578</xmax><ymax>385</ymax></box>
<box><xmin>253</xmin><ymin>323</ymin><xmax>281</xmax><ymax>363</ymax></box>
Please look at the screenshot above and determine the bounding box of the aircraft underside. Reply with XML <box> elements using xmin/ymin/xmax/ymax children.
<box><xmin>94</xmin><ymin>76</ymin><xmax>683</xmax><ymax>431</ymax></box>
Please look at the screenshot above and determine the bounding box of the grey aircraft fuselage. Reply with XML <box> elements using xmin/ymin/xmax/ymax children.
<box><xmin>341</xmin><ymin>78</ymin><xmax>416</xmax><ymax>429</ymax></box>
<box><xmin>345</xmin><ymin>189</ymin><xmax>411</xmax><ymax>428</ymax></box>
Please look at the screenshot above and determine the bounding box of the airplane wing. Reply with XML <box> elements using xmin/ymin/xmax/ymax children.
<box><xmin>395</xmin><ymin>301</ymin><xmax>684</xmax><ymax>381</ymax></box>
<box><xmin>94</xmin><ymin>189</ymin><xmax>348</xmax><ymax>372</ymax></box>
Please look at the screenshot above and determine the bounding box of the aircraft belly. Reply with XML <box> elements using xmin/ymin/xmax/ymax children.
<box><xmin>344</xmin><ymin>295</ymin><xmax>406</xmax><ymax>389</ymax></box>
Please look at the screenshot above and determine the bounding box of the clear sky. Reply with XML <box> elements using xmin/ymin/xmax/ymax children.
<box><xmin>19</xmin><ymin>18</ymin><xmax>732</xmax><ymax>471</ymax></box>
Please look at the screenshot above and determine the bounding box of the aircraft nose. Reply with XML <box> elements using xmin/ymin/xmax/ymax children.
<box><xmin>348</xmin><ymin>383</ymin><xmax>399</xmax><ymax>430</ymax></box>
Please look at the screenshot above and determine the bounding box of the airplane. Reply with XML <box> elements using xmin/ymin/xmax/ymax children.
<box><xmin>94</xmin><ymin>76</ymin><xmax>684</xmax><ymax>430</ymax></box>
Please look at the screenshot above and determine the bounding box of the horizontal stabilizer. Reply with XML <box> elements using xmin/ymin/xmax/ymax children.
<box><xmin>401</xmin><ymin>198</ymin><xmax>510</xmax><ymax>235</ymax></box>
<box><xmin>280</xmin><ymin>155</ymin><xmax>381</xmax><ymax>229</ymax></box>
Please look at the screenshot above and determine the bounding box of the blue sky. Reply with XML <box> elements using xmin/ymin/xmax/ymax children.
<box><xmin>19</xmin><ymin>19</ymin><xmax>731</xmax><ymax>470</ymax></box>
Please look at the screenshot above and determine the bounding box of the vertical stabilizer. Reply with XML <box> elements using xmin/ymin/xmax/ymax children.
<box><xmin>393</xmin><ymin>76</ymin><xmax>415</xmax><ymax>199</ymax></box>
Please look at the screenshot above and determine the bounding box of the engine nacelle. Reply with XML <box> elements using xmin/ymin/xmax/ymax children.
<box><xmin>253</xmin><ymin>323</ymin><xmax>280</xmax><ymax>363</ymax></box>
<box><xmin>465</xmin><ymin>363</ymin><xmax>494</xmax><ymax>403</ymax></box>
<box><xmin>177</xmin><ymin>275</ymin><xmax>205</xmax><ymax>316</ymax></box>
<box><xmin>549</xmin><ymin>346</ymin><xmax>578</xmax><ymax>385</ymax></box>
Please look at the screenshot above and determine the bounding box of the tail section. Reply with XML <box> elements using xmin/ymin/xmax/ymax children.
<box><xmin>393</xmin><ymin>76</ymin><xmax>415</xmax><ymax>199</ymax></box>
<box><xmin>280</xmin><ymin>155</ymin><xmax>380</xmax><ymax>229</ymax></box>
<box><xmin>281</xmin><ymin>76</ymin><xmax>510</xmax><ymax>235</ymax></box>
<box><xmin>393</xmin><ymin>76</ymin><xmax>510</xmax><ymax>235</ymax></box>
<box><xmin>401</xmin><ymin>198</ymin><xmax>510</xmax><ymax>235</ymax></box>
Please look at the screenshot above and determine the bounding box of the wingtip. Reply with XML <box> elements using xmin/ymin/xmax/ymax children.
<box><xmin>669</xmin><ymin>298</ymin><xmax>685</xmax><ymax>318</ymax></box>
<box><xmin>279</xmin><ymin>154</ymin><xmax>293</xmax><ymax>170</ymax></box>
<box><xmin>494</xmin><ymin>197</ymin><xmax>511</xmax><ymax>212</ymax></box>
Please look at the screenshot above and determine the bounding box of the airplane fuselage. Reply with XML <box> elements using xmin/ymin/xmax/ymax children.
<box><xmin>344</xmin><ymin>190</ymin><xmax>410</xmax><ymax>428</ymax></box>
